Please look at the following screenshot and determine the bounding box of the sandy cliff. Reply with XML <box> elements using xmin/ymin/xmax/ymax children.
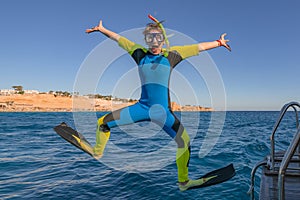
<box><xmin>0</xmin><ymin>94</ymin><xmax>213</xmax><ymax>112</ymax></box>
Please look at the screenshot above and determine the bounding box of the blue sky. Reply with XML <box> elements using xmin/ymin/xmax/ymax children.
<box><xmin>1</xmin><ymin>0</ymin><xmax>299</xmax><ymax>111</ymax></box>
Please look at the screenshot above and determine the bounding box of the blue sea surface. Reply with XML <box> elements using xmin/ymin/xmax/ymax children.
<box><xmin>0</xmin><ymin>111</ymin><xmax>297</xmax><ymax>199</ymax></box>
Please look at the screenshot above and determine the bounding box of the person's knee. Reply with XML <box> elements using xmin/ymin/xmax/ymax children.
<box><xmin>175</xmin><ymin>129</ymin><xmax>190</xmax><ymax>148</ymax></box>
<box><xmin>97</xmin><ymin>114</ymin><xmax>106</xmax><ymax>125</ymax></box>
<box><xmin>97</xmin><ymin>115</ymin><xmax>110</xmax><ymax>132</ymax></box>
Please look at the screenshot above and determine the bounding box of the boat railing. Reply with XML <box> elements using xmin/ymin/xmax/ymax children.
<box><xmin>270</xmin><ymin>102</ymin><xmax>300</xmax><ymax>170</ymax></box>
<box><xmin>248</xmin><ymin>160</ymin><xmax>267</xmax><ymax>199</ymax></box>
<box><xmin>248</xmin><ymin>101</ymin><xmax>300</xmax><ymax>200</ymax></box>
<box><xmin>278</xmin><ymin>126</ymin><xmax>300</xmax><ymax>199</ymax></box>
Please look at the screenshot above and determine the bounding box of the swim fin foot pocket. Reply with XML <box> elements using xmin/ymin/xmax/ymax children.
<box><xmin>179</xmin><ymin>164</ymin><xmax>235</xmax><ymax>191</ymax></box>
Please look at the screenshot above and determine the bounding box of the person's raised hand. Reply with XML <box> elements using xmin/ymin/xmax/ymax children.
<box><xmin>219</xmin><ymin>33</ymin><xmax>231</xmax><ymax>52</ymax></box>
<box><xmin>86</xmin><ymin>20</ymin><xmax>104</xmax><ymax>34</ymax></box>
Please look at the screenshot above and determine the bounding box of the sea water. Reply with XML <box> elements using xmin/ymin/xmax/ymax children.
<box><xmin>0</xmin><ymin>111</ymin><xmax>297</xmax><ymax>200</ymax></box>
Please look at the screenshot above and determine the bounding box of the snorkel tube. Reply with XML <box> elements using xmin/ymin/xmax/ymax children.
<box><xmin>148</xmin><ymin>14</ymin><xmax>170</xmax><ymax>56</ymax></box>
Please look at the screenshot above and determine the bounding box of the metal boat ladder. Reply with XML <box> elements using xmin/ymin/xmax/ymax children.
<box><xmin>248</xmin><ymin>102</ymin><xmax>300</xmax><ymax>200</ymax></box>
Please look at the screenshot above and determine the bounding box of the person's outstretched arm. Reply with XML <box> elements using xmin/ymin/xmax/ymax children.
<box><xmin>198</xmin><ymin>33</ymin><xmax>231</xmax><ymax>52</ymax></box>
<box><xmin>86</xmin><ymin>20</ymin><xmax>120</xmax><ymax>42</ymax></box>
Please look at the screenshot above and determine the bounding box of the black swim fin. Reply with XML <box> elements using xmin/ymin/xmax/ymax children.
<box><xmin>54</xmin><ymin>122</ymin><xmax>94</xmax><ymax>157</ymax></box>
<box><xmin>186</xmin><ymin>163</ymin><xmax>235</xmax><ymax>190</ymax></box>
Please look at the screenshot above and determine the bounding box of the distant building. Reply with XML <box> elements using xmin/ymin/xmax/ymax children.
<box><xmin>24</xmin><ymin>90</ymin><xmax>39</xmax><ymax>94</ymax></box>
<box><xmin>0</xmin><ymin>89</ymin><xmax>15</xmax><ymax>95</ymax></box>
<box><xmin>0</xmin><ymin>89</ymin><xmax>39</xmax><ymax>95</ymax></box>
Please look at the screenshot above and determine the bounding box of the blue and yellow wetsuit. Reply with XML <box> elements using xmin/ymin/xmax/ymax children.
<box><xmin>95</xmin><ymin>36</ymin><xmax>199</xmax><ymax>183</ymax></box>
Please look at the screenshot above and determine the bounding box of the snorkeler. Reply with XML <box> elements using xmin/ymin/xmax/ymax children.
<box><xmin>85</xmin><ymin>16</ymin><xmax>231</xmax><ymax>191</ymax></box>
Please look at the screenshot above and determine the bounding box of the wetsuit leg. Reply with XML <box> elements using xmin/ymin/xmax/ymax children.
<box><xmin>152</xmin><ymin>109</ymin><xmax>191</xmax><ymax>183</ymax></box>
<box><xmin>175</xmin><ymin>128</ymin><xmax>190</xmax><ymax>183</ymax></box>
<box><xmin>94</xmin><ymin>102</ymin><xmax>150</xmax><ymax>157</ymax></box>
<box><xmin>93</xmin><ymin>114</ymin><xmax>111</xmax><ymax>158</ymax></box>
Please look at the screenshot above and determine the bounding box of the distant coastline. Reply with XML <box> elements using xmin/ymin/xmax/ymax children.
<box><xmin>0</xmin><ymin>93</ymin><xmax>213</xmax><ymax>112</ymax></box>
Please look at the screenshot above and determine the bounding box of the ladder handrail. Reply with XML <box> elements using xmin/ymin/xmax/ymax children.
<box><xmin>278</xmin><ymin>127</ymin><xmax>300</xmax><ymax>200</ymax></box>
<box><xmin>248</xmin><ymin>160</ymin><xmax>268</xmax><ymax>200</ymax></box>
<box><xmin>270</xmin><ymin>102</ymin><xmax>300</xmax><ymax>170</ymax></box>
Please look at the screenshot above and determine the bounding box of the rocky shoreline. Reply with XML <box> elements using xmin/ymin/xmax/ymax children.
<box><xmin>0</xmin><ymin>94</ymin><xmax>213</xmax><ymax>112</ymax></box>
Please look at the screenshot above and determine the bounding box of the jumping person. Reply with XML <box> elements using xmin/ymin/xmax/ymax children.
<box><xmin>85</xmin><ymin>17</ymin><xmax>231</xmax><ymax>191</ymax></box>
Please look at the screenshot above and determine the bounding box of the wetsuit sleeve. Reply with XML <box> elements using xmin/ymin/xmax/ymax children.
<box><xmin>170</xmin><ymin>44</ymin><xmax>199</xmax><ymax>59</ymax></box>
<box><xmin>118</xmin><ymin>36</ymin><xmax>145</xmax><ymax>55</ymax></box>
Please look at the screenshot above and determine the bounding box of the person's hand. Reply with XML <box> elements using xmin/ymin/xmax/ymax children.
<box><xmin>219</xmin><ymin>33</ymin><xmax>231</xmax><ymax>52</ymax></box>
<box><xmin>86</xmin><ymin>20</ymin><xmax>104</xmax><ymax>34</ymax></box>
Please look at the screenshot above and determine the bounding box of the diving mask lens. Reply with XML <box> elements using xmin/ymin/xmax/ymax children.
<box><xmin>145</xmin><ymin>33</ymin><xmax>164</xmax><ymax>43</ymax></box>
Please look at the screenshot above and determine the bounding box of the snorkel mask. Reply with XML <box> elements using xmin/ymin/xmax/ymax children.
<box><xmin>147</xmin><ymin>14</ymin><xmax>170</xmax><ymax>56</ymax></box>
